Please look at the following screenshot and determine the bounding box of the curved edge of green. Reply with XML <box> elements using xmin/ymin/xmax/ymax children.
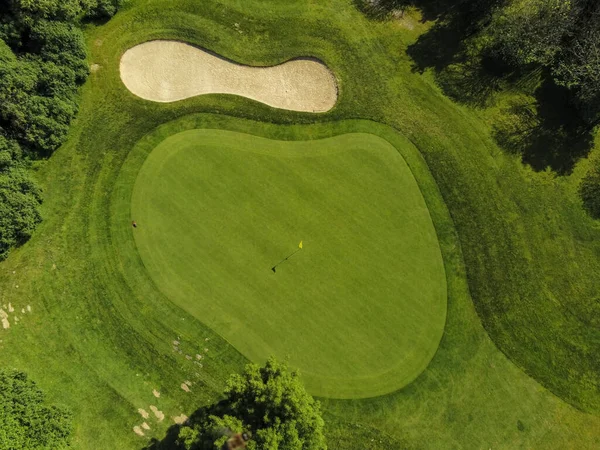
<box><xmin>109</xmin><ymin>114</ymin><xmax>450</xmax><ymax>399</ymax></box>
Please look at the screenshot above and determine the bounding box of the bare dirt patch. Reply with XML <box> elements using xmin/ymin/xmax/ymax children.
<box><xmin>138</xmin><ymin>408</ymin><xmax>149</xmax><ymax>419</ymax></box>
<box><xmin>172</xmin><ymin>414</ymin><xmax>188</xmax><ymax>424</ymax></box>
<box><xmin>120</xmin><ymin>40</ymin><xmax>338</xmax><ymax>112</ymax></box>
<box><xmin>0</xmin><ymin>310</ymin><xmax>9</xmax><ymax>329</ymax></box>
<box><xmin>133</xmin><ymin>426</ymin><xmax>145</xmax><ymax>436</ymax></box>
<box><xmin>150</xmin><ymin>405</ymin><xmax>165</xmax><ymax>421</ymax></box>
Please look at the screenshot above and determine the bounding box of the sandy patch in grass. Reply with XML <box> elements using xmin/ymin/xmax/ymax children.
<box><xmin>120</xmin><ymin>40</ymin><xmax>337</xmax><ymax>112</ymax></box>
<box><xmin>152</xmin><ymin>389</ymin><xmax>160</xmax><ymax>398</ymax></box>
<box><xmin>173</xmin><ymin>414</ymin><xmax>188</xmax><ymax>424</ymax></box>
<box><xmin>0</xmin><ymin>310</ymin><xmax>9</xmax><ymax>329</ymax></box>
<box><xmin>133</xmin><ymin>426</ymin><xmax>144</xmax><ymax>436</ymax></box>
<box><xmin>150</xmin><ymin>405</ymin><xmax>164</xmax><ymax>421</ymax></box>
<box><xmin>138</xmin><ymin>408</ymin><xmax>149</xmax><ymax>419</ymax></box>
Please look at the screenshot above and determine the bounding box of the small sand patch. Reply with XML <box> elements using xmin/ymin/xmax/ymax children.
<box><xmin>0</xmin><ymin>310</ymin><xmax>9</xmax><ymax>329</ymax></box>
<box><xmin>173</xmin><ymin>414</ymin><xmax>188</xmax><ymax>424</ymax></box>
<box><xmin>141</xmin><ymin>422</ymin><xmax>150</xmax><ymax>430</ymax></box>
<box><xmin>152</xmin><ymin>389</ymin><xmax>160</xmax><ymax>398</ymax></box>
<box><xmin>90</xmin><ymin>64</ymin><xmax>101</xmax><ymax>73</ymax></box>
<box><xmin>150</xmin><ymin>405</ymin><xmax>164</xmax><ymax>421</ymax></box>
<box><xmin>181</xmin><ymin>383</ymin><xmax>191</xmax><ymax>393</ymax></box>
<box><xmin>133</xmin><ymin>426</ymin><xmax>145</xmax><ymax>436</ymax></box>
<box><xmin>120</xmin><ymin>40</ymin><xmax>337</xmax><ymax>112</ymax></box>
<box><xmin>8</xmin><ymin>303</ymin><xmax>14</xmax><ymax>312</ymax></box>
<box><xmin>138</xmin><ymin>408</ymin><xmax>149</xmax><ymax>419</ymax></box>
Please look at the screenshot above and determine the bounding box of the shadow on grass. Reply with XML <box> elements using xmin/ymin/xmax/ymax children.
<box><xmin>355</xmin><ymin>0</ymin><xmax>595</xmax><ymax>174</ymax></box>
<box><xmin>142</xmin><ymin>407</ymin><xmax>407</xmax><ymax>450</ymax></box>
<box><xmin>142</xmin><ymin>400</ymin><xmax>232</xmax><ymax>450</ymax></box>
<box><xmin>493</xmin><ymin>77</ymin><xmax>595</xmax><ymax>174</ymax></box>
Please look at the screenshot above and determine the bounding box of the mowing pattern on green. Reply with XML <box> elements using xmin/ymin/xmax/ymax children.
<box><xmin>131</xmin><ymin>129</ymin><xmax>446</xmax><ymax>398</ymax></box>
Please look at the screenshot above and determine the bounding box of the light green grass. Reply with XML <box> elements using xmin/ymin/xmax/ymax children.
<box><xmin>130</xmin><ymin>129</ymin><xmax>446</xmax><ymax>398</ymax></box>
<box><xmin>0</xmin><ymin>0</ymin><xmax>598</xmax><ymax>448</ymax></box>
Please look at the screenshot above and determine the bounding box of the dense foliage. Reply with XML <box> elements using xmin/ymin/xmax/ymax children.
<box><xmin>176</xmin><ymin>358</ymin><xmax>326</xmax><ymax>450</ymax></box>
<box><xmin>0</xmin><ymin>135</ymin><xmax>42</xmax><ymax>260</ymax></box>
<box><xmin>0</xmin><ymin>369</ymin><xmax>72</xmax><ymax>449</ymax></box>
<box><xmin>485</xmin><ymin>0</ymin><xmax>600</xmax><ymax>124</ymax></box>
<box><xmin>0</xmin><ymin>0</ymin><xmax>121</xmax><ymax>260</ymax></box>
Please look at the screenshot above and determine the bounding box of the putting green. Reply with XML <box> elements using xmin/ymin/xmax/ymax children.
<box><xmin>131</xmin><ymin>129</ymin><xmax>446</xmax><ymax>398</ymax></box>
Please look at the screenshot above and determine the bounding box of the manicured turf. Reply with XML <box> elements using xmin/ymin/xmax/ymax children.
<box><xmin>0</xmin><ymin>0</ymin><xmax>599</xmax><ymax>448</ymax></box>
<box><xmin>130</xmin><ymin>129</ymin><xmax>446</xmax><ymax>398</ymax></box>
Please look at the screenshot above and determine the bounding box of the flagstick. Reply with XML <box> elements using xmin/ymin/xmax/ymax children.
<box><xmin>271</xmin><ymin>248</ymin><xmax>302</xmax><ymax>273</ymax></box>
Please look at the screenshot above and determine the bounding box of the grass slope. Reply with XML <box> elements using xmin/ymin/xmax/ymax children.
<box><xmin>130</xmin><ymin>128</ymin><xmax>446</xmax><ymax>398</ymax></box>
<box><xmin>0</xmin><ymin>0</ymin><xmax>598</xmax><ymax>448</ymax></box>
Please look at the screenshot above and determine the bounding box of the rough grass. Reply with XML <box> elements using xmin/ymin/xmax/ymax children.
<box><xmin>128</xmin><ymin>127</ymin><xmax>446</xmax><ymax>399</ymax></box>
<box><xmin>0</xmin><ymin>0</ymin><xmax>598</xmax><ymax>448</ymax></box>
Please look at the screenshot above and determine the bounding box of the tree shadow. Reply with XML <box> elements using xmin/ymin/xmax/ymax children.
<box><xmin>434</xmin><ymin>53</ymin><xmax>513</xmax><ymax>107</ymax></box>
<box><xmin>142</xmin><ymin>400</ymin><xmax>230</xmax><ymax>450</ymax></box>
<box><xmin>493</xmin><ymin>77</ymin><xmax>595</xmax><ymax>174</ymax></box>
<box><xmin>406</xmin><ymin>20</ymin><xmax>464</xmax><ymax>73</ymax></box>
<box><xmin>356</xmin><ymin>0</ymin><xmax>595</xmax><ymax>174</ymax></box>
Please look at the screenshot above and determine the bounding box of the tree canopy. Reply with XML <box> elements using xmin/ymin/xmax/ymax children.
<box><xmin>0</xmin><ymin>369</ymin><xmax>72</xmax><ymax>449</ymax></box>
<box><xmin>175</xmin><ymin>358</ymin><xmax>327</xmax><ymax>450</ymax></box>
<box><xmin>0</xmin><ymin>0</ymin><xmax>121</xmax><ymax>260</ymax></box>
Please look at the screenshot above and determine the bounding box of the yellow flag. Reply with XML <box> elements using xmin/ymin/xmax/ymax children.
<box><xmin>298</xmin><ymin>241</ymin><xmax>303</xmax><ymax>249</ymax></box>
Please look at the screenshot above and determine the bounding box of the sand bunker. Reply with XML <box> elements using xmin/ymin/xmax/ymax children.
<box><xmin>120</xmin><ymin>40</ymin><xmax>337</xmax><ymax>112</ymax></box>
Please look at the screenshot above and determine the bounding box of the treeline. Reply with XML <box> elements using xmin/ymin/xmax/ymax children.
<box><xmin>0</xmin><ymin>0</ymin><xmax>121</xmax><ymax>260</ymax></box>
<box><xmin>361</xmin><ymin>0</ymin><xmax>600</xmax><ymax>216</ymax></box>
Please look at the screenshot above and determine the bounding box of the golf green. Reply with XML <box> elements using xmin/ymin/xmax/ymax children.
<box><xmin>131</xmin><ymin>129</ymin><xmax>446</xmax><ymax>398</ymax></box>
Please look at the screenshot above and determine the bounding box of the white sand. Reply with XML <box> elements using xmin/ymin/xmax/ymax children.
<box><xmin>120</xmin><ymin>40</ymin><xmax>338</xmax><ymax>112</ymax></box>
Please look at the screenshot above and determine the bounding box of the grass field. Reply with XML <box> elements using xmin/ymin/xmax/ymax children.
<box><xmin>130</xmin><ymin>128</ymin><xmax>446</xmax><ymax>398</ymax></box>
<box><xmin>0</xmin><ymin>0</ymin><xmax>599</xmax><ymax>448</ymax></box>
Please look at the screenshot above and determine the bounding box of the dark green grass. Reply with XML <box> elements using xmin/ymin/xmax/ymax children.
<box><xmin>0</xmin><ymin>0</ymin><xmax>598</xmax><ymax>448</ymax></box>
<box><xmin>129</xmin><ymin>128</ymin><xmax>446</xmax><ymax>398</ymax></box>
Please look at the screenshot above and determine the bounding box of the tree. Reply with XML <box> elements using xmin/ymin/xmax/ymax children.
<box><xmin>553</xmin><ymin>8</ymin><xmax>600</xmax><ymax>126</ymax></box>
<box><xmin>81</xmin><ymin>0</ymin><xmax>123</xmax><ymax>19</ymax></box>
<box><xmin>0</xmin><ymin>369</ymin><xmax>72</xmax><ymax>449</ymax></box>
<box><xmin>176</xmin><ymin>358</ymin><xmax>327</xmax><ymax>450</ymax></box>
<box><xmin>486</xmin><ymin>0</ymin><xmax>576</xmax><ymax>67</ymax></box>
